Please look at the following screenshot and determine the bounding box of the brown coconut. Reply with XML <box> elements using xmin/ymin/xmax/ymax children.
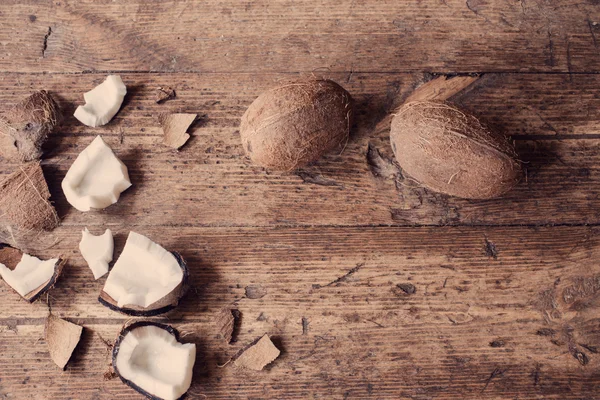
<box><xmin>240</xmin><ymin>79</ymin><xmax>353</xmax><ymax>171</ymax></box>
<box><xmin>390</xmin><ymin>101</ymin><xmax>521</xmax><ymax>199</ymax></box>
<box><xmin>45</xmin><ymin>315</ymin><xmax>83</xmax><ymax>370</ymax></box>
<box><xmin>234</xmin><ymin>334</ymin><xmax>280</xmax><ymax>371</ymax></box>
<box><xmin>0</xmin><ymin>91</ymin><xmax>61</xmax><ymax>162</ymax></box>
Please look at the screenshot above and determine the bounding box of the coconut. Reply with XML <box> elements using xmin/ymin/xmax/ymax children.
<box><xmin>45</xmin><ymin>315</ymin><xmax>83</xmax><ymax>370</ymax></box>
<box><xmin>0</xmin><ymin>90</ymin><xmax>61</xmax><ymax>162</ymax></box>
<box><xmin>390</xmin><ymin>101</ymin><xmax>521</xmax><ymax>199</ymax></box>
<box><xmin>240</xmin><ymin>79</ymin><xmax>353</xmax><ymax>170</ymax></box>
<box><xmin>112</xmin><ymin>321</ymin><xmax>196</xmax><ymax>400</ymax></box>
<box><xmin>159</xmin><ymin>113</ymin><xmax>196</xmax><ymax>149</ymax></box>
<box><xmin>234</xmin><ymin>334</ymin><xmax>280</xmax><ymax>371</ymax></box>
<box><xmin>0</xmin><ymin>162</ymin><xmax>59</xmax><ymax>231</ymax></box>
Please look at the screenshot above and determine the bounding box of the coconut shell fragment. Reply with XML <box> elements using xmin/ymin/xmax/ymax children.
<box><xmin>390</xmin><ymin>101</ymin><xmax>522</xmax><ymax>199</ymax></box>
<box><xmin>0</xmin><ymin>162</ymin><xmax>60</xmax><ymax>231</ymax></box>
<box><xmin>234</xmin><ymin>334</ymin><xmax>280</xmax><ymax>371</ymax></box>
<box><xmin>45</xmin><ymin>315</ymin><xmax>83</xmax><ymax>370</ymax></box>
<box><xmin>159</xmin><ymin>113</ymin><xmax>196</xmax><ymax>149</ymax></box>
<box><xmin>240</xmin><ymin>79</ymin><xmax>353</xmax><ymax>171</ymax></box>
<box><xmin>0</xmin><ymin>90</ymin><xmax>61</xmax><ymax>162</ymax></box>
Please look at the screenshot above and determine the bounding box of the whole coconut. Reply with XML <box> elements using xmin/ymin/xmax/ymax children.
<box><xmin>390</xmin><ymin>101</ymin><xmax>521</xmax><ymax>199</ymax></box>
<box><xmin>240</xmin><ymin>79</ymin><xmax>353</xmax><ymax>170</ymax></box>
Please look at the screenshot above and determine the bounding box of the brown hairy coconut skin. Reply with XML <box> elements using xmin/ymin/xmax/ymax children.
<box><xmin>240</xmin><ymin>79</ymin><xmax>353</xmax><ymax>171</ymax></box>
<box><xmin>390</xmin><ymin>101</ymin><xmax>521</xmax><ymax>199</ymax></box>
<box><xmin>0</xmin><ymin>90</ymin><xmax>61</xmax><ymax>162</ymax></box>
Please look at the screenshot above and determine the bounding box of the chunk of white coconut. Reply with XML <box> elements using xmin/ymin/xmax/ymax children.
<box><xmin>61</xmin><ymin>136</ymin><xmax>131</xmax><ymax>212</ymax></box>
<box><xmin>74</xmin><ymin>75</ymin><xmax>127</xmax><ymax>127</ymax></box>
<box><xmin>0</xmin><ymin>253</ymin><xmax>59</xmax><ymax>297</ymax></box>
<box><xmin>103</xmin><ymin>232</ymin><xmax>183</xmax><ymax>308</ymax></box>
<box><xmin>79</xmin><ymin>228</ymin><xmax>113</xmax><ymax>279</ymax></box>
<box><xmin>115</xmin><ymin>324</ymin><xmax>195</xmax><ymax>400</ymax></box>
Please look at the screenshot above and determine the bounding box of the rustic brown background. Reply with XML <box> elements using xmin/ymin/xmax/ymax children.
<box><xmin>1</xmin><ymin>1</ymin><xmax>600</xmax><ymax>399</ymax></box>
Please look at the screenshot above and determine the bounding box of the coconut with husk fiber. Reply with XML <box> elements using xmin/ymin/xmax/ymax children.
<box><xmin>240</xmin><ymin>79</ymin><xmax>353</xmax><ymax>171</ymax></box>
<box><xmin>0</xmin><ymin>90</ymin><xmax>61</xmax><ymax>162</ymax></box>
<box><xmin>390</xmin><ymin>101</ymin><xmax>521</xmax><ymax>199</ymax></box>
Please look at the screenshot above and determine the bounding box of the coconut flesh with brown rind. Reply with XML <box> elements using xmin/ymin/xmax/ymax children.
<box><xmin>45</xmin><ymin>315</ymin><xmax>83</xmax><ymax>370</ymax></box>
<box><xmin>0</xmin><ymin>90</ymin><xmax>61</xmax><ymax>162</ymax></box>
<box><xmin>390</xmin><ymin>101</ymin><xmax>522</xmax><ymax>199</ymax></box>
<box><xmin>240</xmin><ymin>79</ymin><xmax>353</xmax><ymax>171</ymax></box>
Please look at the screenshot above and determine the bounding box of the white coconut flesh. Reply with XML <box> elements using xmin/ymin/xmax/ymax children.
<box><xmin>0</xmin><ymin>253</ymin><xmax>58</xmax><ymax>297</ymax></box>
<box><xmin>115</xmin><ymin>325</ymin><xmax>195</xmax><ymax>400</ymax></box>
<box><xmin>74</xmin><ymin>75</ymin><xmax>127</xmax><ymax>127</ymax></box>
<box><xmin>103</xmin><ymin>232</ymin><xmax>183</xmax><ymax>308</ymax></box>
<box><xmin>79</xmin><ymin>228</ymin><xmax>114</xmax><ymax>279</ymax></box>
<box><xmin>61</xmin><ymin>135</ymin><xmax>131</xmax><ymax>212</ymax></box>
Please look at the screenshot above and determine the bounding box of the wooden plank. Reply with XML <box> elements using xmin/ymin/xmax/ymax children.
<box><xmin>1</xmin><ymin>225</ymin><xmax>599</xmax><ymax>398</ymax></box>
<box><xmin>0</xmin><ymin>0</ymin><xmax>599</xmax><ymax>73</ymax></box>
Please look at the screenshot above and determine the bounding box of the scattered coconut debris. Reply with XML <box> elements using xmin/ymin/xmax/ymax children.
<box><xmin>99</xmin><ymin>231</ymin><xmax>189</xmax><ymax>316</ymax></box>
<box><xmin>159</xmin><ymin>113</ymin><xmax>196</xmax><ymax>149</ymax></box>
<box><xmin>79</xmin><ymin>228</ymin><xmax>113</xmax><ymax>279</ymax></box>
<box><xmin>234</xmin><ymin>334</ymin><xmax>280</xmax><ymax>371</ymax></box>
<box><xmin>156</xmin><ymin>87</ymin><xmax>176</xmax><ymax>104</ymax></box>
<box><xmin>215</xmin><ymin>308</ymin><xmax>242</xmax><ymax>344</ymax></box>
<box><xmin>0</xmin><ymin>244</ymin><xmax>65</xmax><ymax>302</ymax></box>
<box><xmin>0</xmin><ymin>90</ymin><xmax>61</xmax><ymax>162</ymax></box>
<box><xmin>0</xmin><ymin>162</ymin><xmax>59</xmax><ymax>231</ymax></box>
<box><xmin>74</xmin><ymin>75</ymin><xmax>127</xmax><ymax>127</ymax></box>
<box><xmin>45</xmin><ymin>315</ymin><xmax>83</xmax><ymax>370</ymax></box>
<box><xmin>245</xmin><ymin>284</ymin><xmax>267</xmax><ymax>299</ymax></box>
<box><xmin>113</xmin><ymin>321</ymin><xmax>195</xmax><ymax>400</ymax></box>
<box><xmin>61</xmin><ymin>136</ymin><xmax>131</xmax><ymax>212</ymax></box>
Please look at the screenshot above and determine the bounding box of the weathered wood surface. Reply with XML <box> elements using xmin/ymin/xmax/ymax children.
<box><xmin>1</xmin><ymin>0</ymin><xmax>600</xmax><ymax>399</ymax></box>
<box><xmin>1</xmin><ymin>0</ymin><xmax>600</xmax><ymax>73</ymax></box>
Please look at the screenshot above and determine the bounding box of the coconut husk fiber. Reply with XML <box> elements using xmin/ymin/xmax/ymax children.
<box><xmin>0</xmin><ymin>90</ymin><xmax>61</xmax><ymax>162</ymax></box>
<box><xmin>390</xmin><ymin>101</ymin><xmax>521</xmax><ymax>199</ymax></box>
<box><xmin>240</xmin><ymin>79</ymin><xmax>353</xmax><ymax>171</ymax></box>
<box><xmin>0</xmin><ymin>162</ymin><xmax>59</xmax><ymax>231</ymax></box>
<box><xmin>45</xmin><ymin>315</ymin><xmax>83</xmax><ymax>370</ymax></box>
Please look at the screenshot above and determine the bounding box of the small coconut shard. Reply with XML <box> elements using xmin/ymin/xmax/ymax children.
<box><xmin>113</xmin><ymin>321</ymin><xmax>196</xmax><ymax>400</ymax></box>
<box><xmin>0</xmin><ymin>90</ymin><xmax>61</xmax><ymax>162</ymax></box>
<box><xmin>234</xmin><ymin>334</ymin><xmax>280</xmax><ymax>371</ymax></box>
<box><xmin>0</xmin><ymin>244</ymin><xmax>65</xmax><ymax>302</ymax></box>
<box><xmin>79</xmin><ymin>228</ymin><xmax>113</xmax><ymax>279</ymax></box>
<box><xmin>99</xmin><ymin>232</ymin><xmax>188</xmax><ymax>316</ymax></box>
<box><xmin>0</xmin><ymin>162</ymin><xmax>59</xmax><ymax>231</ymax></box>
<box><xmin>390</xmin><ymin>101</ymin><xmax>522</xmax><ymax>199</ymax></box>
<box><xmin>156</xmin><ymin>87</ymin><xmax>176</xmax><ymax>104</ymax></box>
<box><xmin>74</xmin><ymin>75</ymin><xmax>127</xmax><ymax>127</ymax></box>
<box><xmin>61</xmin><ymin>136</ymin><xmax>132</xmax><ymax>212</ymax></box>
<box><xmin>215</xmin><ymin>308</ymin><xmax>235</xmax><ymax>343</ymax></box>
<box><xmin>45</xmin><ymin>315</ymin><xmax>83</xmax><ymax>370</ymax></box>
<box><xmin>240</xmin><ymin>79</ymin><xmax>353</xmax><ymax>171</ymax></box>
<box><xmin>159</xmin><ymin>113</ymin><xmax>196</xmax><ymax>149</ymax></box>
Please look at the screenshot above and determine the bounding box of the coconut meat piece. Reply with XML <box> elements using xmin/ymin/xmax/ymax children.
<box><xmin>103</xmin><ymin>232</ymin><xmax>183</xmax><ymax>308</ymax></box>
<box><xmin>74</xmin><ymin>75</ymin><xmax>127</xmax><ymax>127</ymax></box>
<box><xmin>0</xmin><ymin>253</ymin><xmax>59</xmax><ymax>297</ymax></box>
<box><xmin>61</xmin><ymin>136</ymin><xmax>131</xmax><ymax>212</ymax></box>
<box><xmin>79</xmin><ymin>228</ymin><xmax>113</xmax><ymax>279</ymax></box>
<box><xmin>115</xmin><ymin>324</ymin><xmax>195</xmax><ymax>400</ymax></box>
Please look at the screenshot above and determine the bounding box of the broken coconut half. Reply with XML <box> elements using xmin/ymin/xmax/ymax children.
<box><xmin>99</xmin><ymin>232</ymin><xmax>189</xmax><ymax>316</ymax></box>
<box><xmin>45</xmin><ymin>315</ymin><xmax>83</xmax><ymax>370</ymax></box>
<box><xmin>61</xmin><ymin>136</ymin><xmax>131</xmax><ymax>212</ymax></box>
<box><xmin>0</xmin><ymin>244</ymin><xmax>65</xmax><ymax>302</ymax></box>
<box><xmin>113</xmin><ymin>321</ymin><xmax>196</xmax><ymax>400</ymax></box>
<box><xmin>0</xmin><ymin>90</ymin><xmax>61</xmax><ymax>162</ymax></box>
<box><xmin>79</xmin><ymin>228</ymin><xmax>113</xmax><ymax>279</ymax></box>
<box><xmin>74</xmin><ymin>75</ymin><xmax>127</xmax><ymax>127</ymax></box>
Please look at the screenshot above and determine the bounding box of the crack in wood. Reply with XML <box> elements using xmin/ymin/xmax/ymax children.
<box><xmin>312</xmin><ymin>263</ymin><xmax>365</xmax><ymax>289</ymax></box>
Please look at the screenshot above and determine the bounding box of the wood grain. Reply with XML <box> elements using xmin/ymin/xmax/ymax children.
<box><xmin>0</xmin><ymin>0</ymin><xmax>599</xmax><ymax>73</ymax></box>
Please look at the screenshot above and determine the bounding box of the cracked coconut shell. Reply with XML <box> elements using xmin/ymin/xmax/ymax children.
<box><xmin>0</xmin><ymin>91</ymin><xmax>61</xmax><ymax>162</ymax></box>
<box><xmin>45</xmin><ymin>315</ymin><xmax>83</xmax><ymax>370</ymax></box>
<box><xmin>240</xmin><ymin>79</ymin><xmax>353</xmax><ymax>171</ymax></box>
<box><xmin>390</xmin><ymin>101</ymin><xmax>521</xmax><ymax>199</ymax></box>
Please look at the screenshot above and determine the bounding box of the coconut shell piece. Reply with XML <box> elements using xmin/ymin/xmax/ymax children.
<box><xmin>156</xmin><ymin>87</ymin><xmax>176</xmax><ymax>104</ymax></box>
<box><xmin>98</xmin><ymin>252</ymin><xmax>189</xmax><ymax>316</ymax></box>
<box><xmin>234</xmin><ymin>334</ymin><xmax>280</xmax><ymax>371</ymax></box>
<box><xmin>45</xmin><ymin>315</ymin><xmax>83</xmax><ymax>370</ymax></box>
<box><xmin>0</xmin><ymin>162</ymin><xmax>60</xmax><ymax>231</ymax></box>
<box><xmin>0</xmin><ymin>90</ymin><xmax>61</xmax><ymax>162</ymax></box>
<box><xmin>0</xmin><ymin>243</ymin><xmax>65</xmax><ymax>302</ymax></box>
<box><xmin>159</xmin><ymin>113</ymin><xmax>196</xmax><ymax>149</ymax></box>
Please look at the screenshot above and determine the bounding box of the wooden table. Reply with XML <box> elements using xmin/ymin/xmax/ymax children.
<box><xmin>1</xmin><ymin>1</ymin><xmax>599</xmax><ymax>399</ymax></box>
